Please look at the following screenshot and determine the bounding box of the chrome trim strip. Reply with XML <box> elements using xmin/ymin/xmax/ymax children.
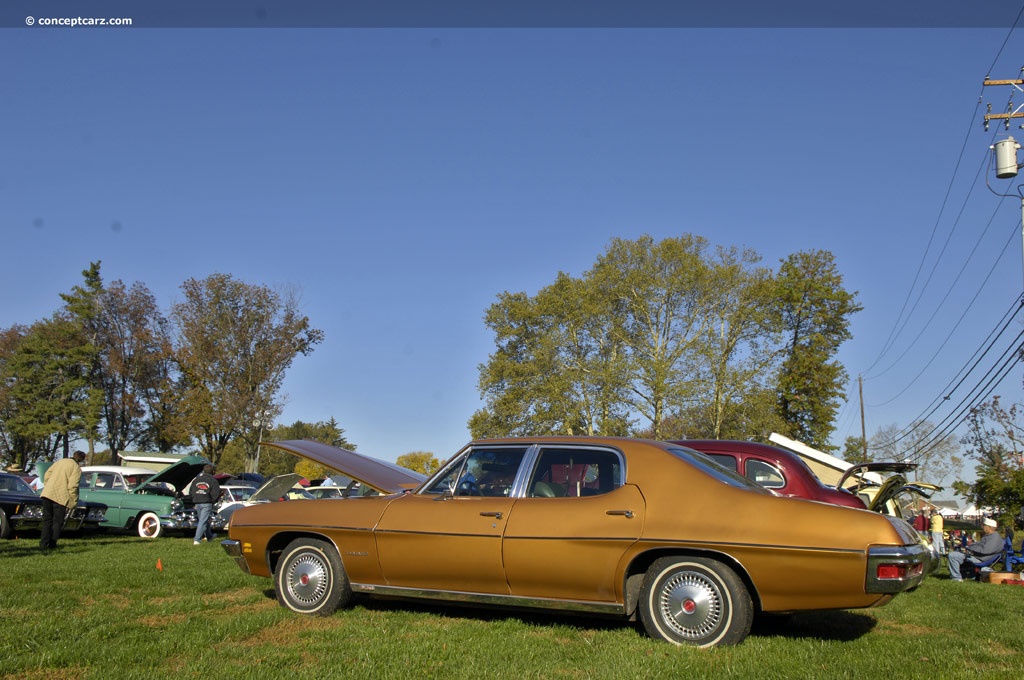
<box><xmin>349</xmin><ymin>583</ymin><xmax>625</xmax><ymax>615</ymax></box>
<box><xmin>633</xmin><ymin>538</ymin><xmax>867</xmax><ymax>555</ymax></box>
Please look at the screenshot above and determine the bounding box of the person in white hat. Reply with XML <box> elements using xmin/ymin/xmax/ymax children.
<box><xmin>947</xmin><ymin>517</ymin><xmax>1003</xmax><ymax>581</ymax></box>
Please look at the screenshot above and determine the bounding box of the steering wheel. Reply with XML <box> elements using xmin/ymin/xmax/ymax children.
<box><xmin>457</xmin><ymin>480</ymin><xmax>482</xmax><ymax>496</ymax></box>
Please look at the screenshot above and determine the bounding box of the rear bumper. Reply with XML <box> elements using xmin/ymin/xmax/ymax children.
<box><xmin>866</xmin><ymin>542</ymin><xmax>929</xmax><ymax>593</ymax></box>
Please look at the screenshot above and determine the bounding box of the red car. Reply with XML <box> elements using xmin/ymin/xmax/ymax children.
<box><xmin>672</xmin><ymin>440</ymin><xmax>867</xmax><ymax>509</ymax></box>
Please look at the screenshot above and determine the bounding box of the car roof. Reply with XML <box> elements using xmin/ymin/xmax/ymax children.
<box><xmin>673</xmin><ymin>439</ymin><xmax>819</xmax><ymax>471</ymax></box>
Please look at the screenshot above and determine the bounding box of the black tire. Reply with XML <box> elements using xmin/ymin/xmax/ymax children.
<box><xmin>275</xmin><ymin>538</ymin><xmax>352</xmax><ymax>616</ymax></box>
<box><xmin>137</xmin><ymin>512</ymin><xmax>163</xmax><ymax>538</ymax></box>
<box><xmin>0</xmin><ymin>508</ymin><xmax>12</xmax><ymax>539</ymax></box>
<box><xmin>639</xmin><ymin>556</ymin><xmax>753</xmax><ymax>647</ymax></box>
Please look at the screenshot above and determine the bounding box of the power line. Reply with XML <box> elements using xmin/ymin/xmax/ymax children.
<box><xmin>898</xmin><ymin>328</ymin><xmax>1024</xmax><ymax>462</ymax></box>
<box><xmin>874</xmin><ymin>293</ymin><xmax>1024</xmax><ymax>448</ymax></box>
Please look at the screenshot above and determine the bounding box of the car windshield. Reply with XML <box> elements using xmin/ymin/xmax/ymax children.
<box><xmin>0</xmin><ymin>474</ymin><xmax>34</xmax><ymax>494</ymax></box>
<box><xmin>123</xmin><ymin>474</ymin><xmax>153</xmax><ymax>490</ymax></box>
<box><xmin>664</xmin><ymin>446</ymin><xmax>771</xmax><ymax>493</ymax></box>
<box><xmin>230</xmin><ymin>487</ymin><xmax>256</xmax><ymax>502</ymax></box>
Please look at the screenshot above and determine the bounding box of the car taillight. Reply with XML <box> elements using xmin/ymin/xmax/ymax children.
<box><xmin>876</xmin><ymin>562</ymin><xmax>923</xmax><ymax>580</ymax></box>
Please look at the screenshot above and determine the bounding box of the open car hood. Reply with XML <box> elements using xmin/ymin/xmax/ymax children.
<box><xmin>250</xmin><ymin>473</ymin><xmax>305</xmax><ymax>502</ymax></box>
<box><xmin>848</xmin><ymin>475</ymin><xmax>943</xmax><ymax>513</ymax></box>
<box><xmin>138</xmin><ymin>455</ymin><xmax>212</xmax><ymax>493</ymax></box>
<box><xmin>836</xmin><ymin>461</ymin><xmax>917</xmax><ymax>491</ymax></box>
<box><xmin>261</xmin><ymin>440</ymin><xmax>426</xmax><ymax>494</ymax></box>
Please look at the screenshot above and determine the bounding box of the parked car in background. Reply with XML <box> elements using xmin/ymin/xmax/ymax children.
<box><xmin>306</xmin><ymin>486</ymin><xmax>345</xmax><ymax>499</ymax></box>
<box><xmin>679</xmin><ymin>440</ymin><xmax>941</xmax><ymax>515</ymax></box>
<box><xmin>223</xmin><ymin>437</ymin><xmax>928</xmax><ymax>648</ymax></box>
<box><xmin>217</xmin><ymin>473</ymin><xmax>307</xmax><ymax>526</ymax></box>
<box><xmin>0</xmin><ymin>471</ymin><xmax>107</xmax><ymax>538</ymax></box>
<box><xmin>78</xmin><ymin>456</ymin><xmax>223</xmax><ymax>538</ymax></box>
<box><xmin>837</xmin><ymin>462</ymin><xmax>942</xmax><ymax>515</ymax></box>
<box><xmin>309</xmin><ymin>474</ymin><xmax>402</xmax><ymax>499</ymax></box>
<box><xmin>674</xmin><ymin>440</ymin><xmax>868</xmax><ymax>509</ymax></box>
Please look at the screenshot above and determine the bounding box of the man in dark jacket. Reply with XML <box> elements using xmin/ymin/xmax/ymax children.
<box><xmin>190</xmin><ymin>464</ymin><xmax>221</xmax><ymax>545</ymax></box>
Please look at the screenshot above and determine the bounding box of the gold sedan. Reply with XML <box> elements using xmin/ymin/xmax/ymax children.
<box><xmin>222</xmin><ymin>437</ymin><xmax>927</xmax><ymax>648</ymax></box>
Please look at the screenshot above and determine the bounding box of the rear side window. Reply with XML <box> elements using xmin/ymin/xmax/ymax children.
<box><xmin>665</xmin><ymin>446</ymin><xmax>769</xmax><ymax>492</ymax></box>
<box><xmin>527</xmin><ymin>447</ymin><xmax>623</xmax><ymax>498</ymax></box>
<box><xmin>705</xmin><ymin>453</ymin><xmax>739</xmax><ymax>473</ymax></box>
<box><xmin>745</xmin><ymin>459</ymin><xmax>785</xmax><ymax>489</ymax></box>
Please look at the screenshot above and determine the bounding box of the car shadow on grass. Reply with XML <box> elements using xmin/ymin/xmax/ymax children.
<box><xmin>259</xmin><ymin>588</ymin><xmax>877</xmax><ymax>643</ymax></box>
<box><xmin>750</xmin><ymin>610</ymin><xmax>877</xmax><ymax>642</ymax></box>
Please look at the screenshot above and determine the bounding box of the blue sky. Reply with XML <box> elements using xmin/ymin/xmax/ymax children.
<box><xmin>4</xmin><ymin>17</ymin><xmax>1024</xmax><ymax>471</ymax></box>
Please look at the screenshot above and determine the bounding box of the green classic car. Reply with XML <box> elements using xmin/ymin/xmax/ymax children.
<box><xmin>78</xmin><ymin>455</ymin><xmax>221</xmax><ymax>538</ymax></box>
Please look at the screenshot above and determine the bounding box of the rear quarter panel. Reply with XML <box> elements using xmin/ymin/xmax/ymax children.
<box><xmin>625</xmin><ymin>442</ymin><xmax>907</xmax><ymax>611</ymax></box>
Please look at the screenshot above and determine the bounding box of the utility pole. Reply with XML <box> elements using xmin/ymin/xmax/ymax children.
<box><xmin>983</xmin><ymin>69</ymin><xmax>1024</xmax><ymax>131</ymax></box>
<box><xmin>984</xmin><ymin>70</ymin><xmax>1024</xmax><ymax>288</ymax></box>
<box><xmin>859</xmin><ymin>375</ymin><xmax>867</xmax><ymax>461</ymax></box>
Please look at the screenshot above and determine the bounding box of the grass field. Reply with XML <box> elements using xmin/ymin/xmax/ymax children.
<box><xmin>2</xmin><ymin>532</ymin><xmax>1022</xmax><ymax>679</ymax></box>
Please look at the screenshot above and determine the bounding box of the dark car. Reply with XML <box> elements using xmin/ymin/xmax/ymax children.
<box><xmin>675</xmin><ymin>440</ymin><xmax>867</xmax><ymax>509</ymax></box>
<box><xmin>0</xmin><ymin>471</ymin><xmax>107</xmax><ymax>538</ymax></box>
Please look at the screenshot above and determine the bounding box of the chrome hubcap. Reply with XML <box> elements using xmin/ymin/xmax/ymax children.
<box><xmin>286</xmin><ymin>553</ymin><xmax>329</xmax><ymax>606</ymax></box>
<box><xmin>658</xmin><ymin>571</ymin><xmax>722</xmax><ymax>640</ymax></box>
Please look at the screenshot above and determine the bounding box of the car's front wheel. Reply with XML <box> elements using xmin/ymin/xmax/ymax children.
<box><xmin>136</xmin><ymin>512</ymin><xmax>163</xmax><ymax>538</ymax></box>
<box><xmin>275</xmin><ymin>538</ymin><xmax>352</xmax><ymax>616</ymax></box>
<box><xmin>639</xmin><ymin>556</ymin><xmax>752</xmax><ymax>647</ymax></box>
<box><xmin>0</xmin><ymin>507</ymin><xmax>11</xmax><ymax>539</ymax></box>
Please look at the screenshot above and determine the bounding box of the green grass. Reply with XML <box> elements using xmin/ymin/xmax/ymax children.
<box><xmin>2</xmin><ymin>533</ymin><xmax>1023</xmax><ymax>679</ymax></box>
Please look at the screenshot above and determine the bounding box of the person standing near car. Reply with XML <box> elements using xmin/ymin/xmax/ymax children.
<box><xmin>190</xmin><ymin>464</ymin><xmax>221</xmax><ymax>545</ymax></box>
<box><xmin>930</xmin><ymin>509</ymin><xmax>946</xmax><ymax>555</ymax></box>
<box><xmin>39</xmin><ymin>450</ymin><xmax>86</xmax><ymax>551</ymax></box>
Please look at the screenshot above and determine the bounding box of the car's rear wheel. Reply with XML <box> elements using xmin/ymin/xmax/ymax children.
<box><xmin>0</xmin><ymin>508</ymin><xmax>12</xmax><ymax>539</ymax></box>
<box><xmin>136</xmin><ymin>512</ymin><xmax>163</xmax><ymax>538</ymax></box>
<box><xmin>275</xmin><ymin>538</ymin><xmax>352</xmax><ymax>616</ymax></box>
<box><xmin>639</xmin><ymin>556</ymin><xmax>752</xmax><ymax>647</ymax></box>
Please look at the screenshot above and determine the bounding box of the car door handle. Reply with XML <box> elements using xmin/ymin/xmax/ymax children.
<box><xmin>606</xmin><ymin>510</ymin><xmax>635</xmax><ymax>519</ymax></box>
<box><xmin>480</xmin><ymin>511</ymin><xmax>503</xmax><ymax>520</ymax></box>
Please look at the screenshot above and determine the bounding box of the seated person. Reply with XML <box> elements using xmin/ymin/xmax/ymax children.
<box><xmin>947</xmin><ymin>518</ymin><xmax>1003</xmax><ymax>581</ymax></box>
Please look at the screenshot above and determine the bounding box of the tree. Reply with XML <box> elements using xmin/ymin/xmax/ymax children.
<box><xmin>396</xmin><ymin>451</ymin><xmax>442</xmax><ymax>475</ymax></box>
<box><xmin>473</xmin><ymin>234</ymin><xmax>798</xmax><ymax>441</ymax></box>
<box><xmin>869</xmin><ymin>421</ymin><xmax>961</xmax><ymax>486</ymax></box>
<box><xmin>294</xmin><ymin>458</ymin><xmax>331</xmax><ymax>481</ymax></box>
<box><xmin>0</xmin><ymin>325</ymin><xmax>36</xmax><ymax>470</ymax></box>
<box><xmin>954</xmin><ymin>397</ymin><xmax>1024</xmax><ymax>514</ymax></box>
<box><xmin>685</xmin><ymin>246</ymin><xmax>779</xmax><ymax>439</ymax></box>
<box><xmin>471</xmin><ymin>272</ymin><xmax>632</xmax><ymax>438</ymax></box>
<box><xmin>0</xmin><ymin>313</ymin><xmax>102</xmax><ymax>464</ymax></box>
<box><xmin>218</xmin><ymin>417</ymin><xmax>351</xmax><ymax>477</ymax></box>
<box><xmin>90</xmin><ymin>278</ymin><xmax>177</xmax><ymax>458</ymax></box>
<box><xmin>590</xmin><ymin>235</ymin><xmax>716</xmax><ymax>438</ymax></box>
<box><xmin>841</xmin><ymin>435</ymin><xmax>869</xmax><ymax>464</ymax></box>
<box><xmin>774</xmin><ymin>250</ymin><xmax>861</xmax><ymax>451</ymax></box>
<box><xmin>171</xmin><ymin>274</ymin><xmax>323</xmax><ymax>467</ymax></box>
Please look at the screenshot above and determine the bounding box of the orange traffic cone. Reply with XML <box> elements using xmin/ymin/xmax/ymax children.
<box><xmin>156</xmin><ymin>558</ymin><xmax>163</xmax><ymax>572</ymax></box>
